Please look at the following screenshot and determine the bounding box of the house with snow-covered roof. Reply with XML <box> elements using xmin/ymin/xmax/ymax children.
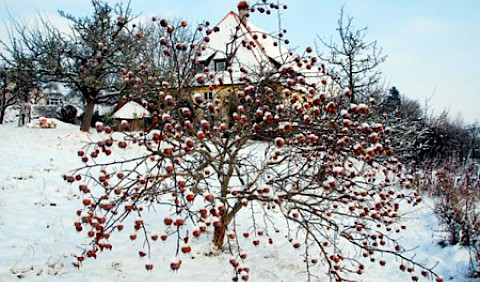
<box><xmin>111</xmin><ymin>100</ymin><xmax>150</xmax><ymax>131</ymax></box>
<box><xmin>196</xmin><ymin>1</ymin><xmax>290</xmax><ymax>77</ymax></box>
<box><xmin>190</xmin><ymin>1</ymin><xmax>335</xmax><ymax>118</ymax></box>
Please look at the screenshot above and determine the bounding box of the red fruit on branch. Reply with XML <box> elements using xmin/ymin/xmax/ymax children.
<box><xmin>229</xmin><ymin>258</ymin><xmax>239</xmax><ymax>268</ymax></box>
<box><xmin>186</xmin><ymin>193</ymin><xmax>195</xmax><ymax>202</ymax></box>
<box><xmin>275</xmin><ymin>137</ymin><xmax>285</xmax><ymax>148</ymax></box>
<box><xmin>118</xmin><ymin>141</ymin><xmax>127</xmax><ymax>149</ymax></box>
<box><xmin>145</xmin><ymin>263</ymin><xmax>154</xmax><ymax>271</ymax></box>
<box><xmin>82</xmin><ymin>198</ymin><xmax>92</xmax><ymax>206</ymax></box>
<box><xmin>164</xmin><ymin>217</ymin><xmax>173</xmax><ymax>226</ymax></box>
<box><xmin>192</xmin><ymin>228</ymin><xmax>201</xmax><ymax>237</ymax></box>
<box><xmin>170</xmin><ymin>259</ymin><xmax>182</xmax><ymax>271</ymax></box>
<box><xmin>175</xmin><ymin>218</ymin><xmax>185</xmax><ymax>226</ymax></box>
<box><xmin>181</xmin><ymin>245</ymin><xmax>191</xmax><ymax>253</ymax></box>
<box><xmin>205</xmin><ymin>194</ymin><xmax>214</xmax><ymax>202</ymax></box>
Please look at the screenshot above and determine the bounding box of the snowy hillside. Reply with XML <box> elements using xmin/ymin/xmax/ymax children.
<box><xmin>0</xmin><ymin>121</ymin><xmax>473</xmax><ymax>282</ymax></box>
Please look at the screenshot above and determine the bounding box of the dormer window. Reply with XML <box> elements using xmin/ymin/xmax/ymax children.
<box><xmin>214</xmin><ymin>59</ymin><xmax>227</xmax><ymax>71</ymax></box>
<box><xmin>195</xmin><ymin>60</ymin><xmax>206</xmax><ymax>73</ymax></box>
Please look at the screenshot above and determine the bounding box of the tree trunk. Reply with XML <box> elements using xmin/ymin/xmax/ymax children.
<box><xmin>0</xmin><ymin>89</ymin><xmax>6</xmax><ymax>124</ymax></box>
<box><xmin>80</xmin><ymin>100</ymin><xmax>96</xmax><ymax>132</ymax></box>
<box><xmin>212</xmin><ymin>203</ymin><xmax>243</xmax><ymax>250</ymax></box>
<box><xmin>213</xmin><ymin>224</ymin><xmax>227</xmax><ymax>250</ymax></box>
<box><xmin>0</xmin><ymin>106</ymin><xmax>5</xmax><ymax>124</ymax></box>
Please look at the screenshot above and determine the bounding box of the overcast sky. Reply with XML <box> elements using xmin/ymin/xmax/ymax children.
<box><xmin>1</xmin><ymin>0</ymin><xmax>479</xmax><ymax>124</ymax></box>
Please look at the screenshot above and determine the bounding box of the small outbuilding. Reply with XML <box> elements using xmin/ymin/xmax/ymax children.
<box><xmin>111</xmin><ymin>101</ymin><xmax>150</xmax><ymax>131</ymax></box>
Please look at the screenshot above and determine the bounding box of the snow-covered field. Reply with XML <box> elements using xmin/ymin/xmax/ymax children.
<box><xmin>0</xmin><ymin>120</ymin><xmax>473</xmax><ymax>282</ymax></box>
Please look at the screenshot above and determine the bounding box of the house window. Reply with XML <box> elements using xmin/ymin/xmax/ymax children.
<box><xmin>46</xmin><ymin>98</ymin><xmax>63</xmax><ymax>106</ymax></box>
<box><xmin>214</xmin><ymin>59</ymin><xmax>227</xmax><ymax>71</ymax></box>
<box><xmin>204</xmin><ymin>92</ymin><xmax>213</xmax><ymax>102</ymax></box>
<box><xmin>195</xmin><ymin>61</ymin><xmax>206</xmax><ymax>73</ymax></box>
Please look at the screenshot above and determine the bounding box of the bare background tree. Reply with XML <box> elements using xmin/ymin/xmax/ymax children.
<box><xmin>0</xmin><ymin>54</ymin><xmax>38</xmax><ymax>124</ymax></box>
<box><xmin>0</xmin><ymin>0</ymin><xmax>145</xmax><ymax>131</ymax></box>
<box><xmin>317</xmin><ymin>7</ymin><xmax>386</xmax><ymax>103</ymax></box>
<box><xmin>0</xmin><ymin>63</ymin><xmax>17</xmax><ymax>124</ymax></box>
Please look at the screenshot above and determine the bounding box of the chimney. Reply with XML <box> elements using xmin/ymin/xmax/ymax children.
<box><xmin>237</xmin><ymin>1</ymin><xmax>249</xmax><ymax>25</ymax></box>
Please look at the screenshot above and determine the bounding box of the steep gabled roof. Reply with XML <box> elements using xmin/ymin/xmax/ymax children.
<box><xmin>193</xmin><ymin>6</ymin><xmax>336</xmax><ymax>92</ymax></box>
<box><xmin>199</xmin><ymin>11</ymin><xmax>289</xmax><ymax>71</ymax></box>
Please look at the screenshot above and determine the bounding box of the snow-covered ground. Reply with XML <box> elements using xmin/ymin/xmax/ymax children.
<box><xmin>0</xmin><ymin>120</ymin><xmax>473</xmax><ymax>282</ymax></box>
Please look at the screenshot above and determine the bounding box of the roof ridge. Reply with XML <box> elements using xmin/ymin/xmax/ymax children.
<box><xmin>217</xmin><ymin>11</ymin><xmax>277</xmax><ymax>68</ymax></box>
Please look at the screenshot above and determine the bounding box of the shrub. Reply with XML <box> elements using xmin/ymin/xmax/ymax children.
<box><xmin>420</xmin><ymin>162</ymin><xmax>480</xmax><ymax>277</ymax></box>
<box><xmin>64</xmin><ymin>2</ymin><xmax>443</xmax><ymax>281</ymax></box>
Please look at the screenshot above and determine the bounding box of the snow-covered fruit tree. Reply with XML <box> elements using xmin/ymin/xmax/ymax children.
<box><xmin>65</xmin><ymin>2</ymin><xmax>443</xmax><ymax>281</ymax></box>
